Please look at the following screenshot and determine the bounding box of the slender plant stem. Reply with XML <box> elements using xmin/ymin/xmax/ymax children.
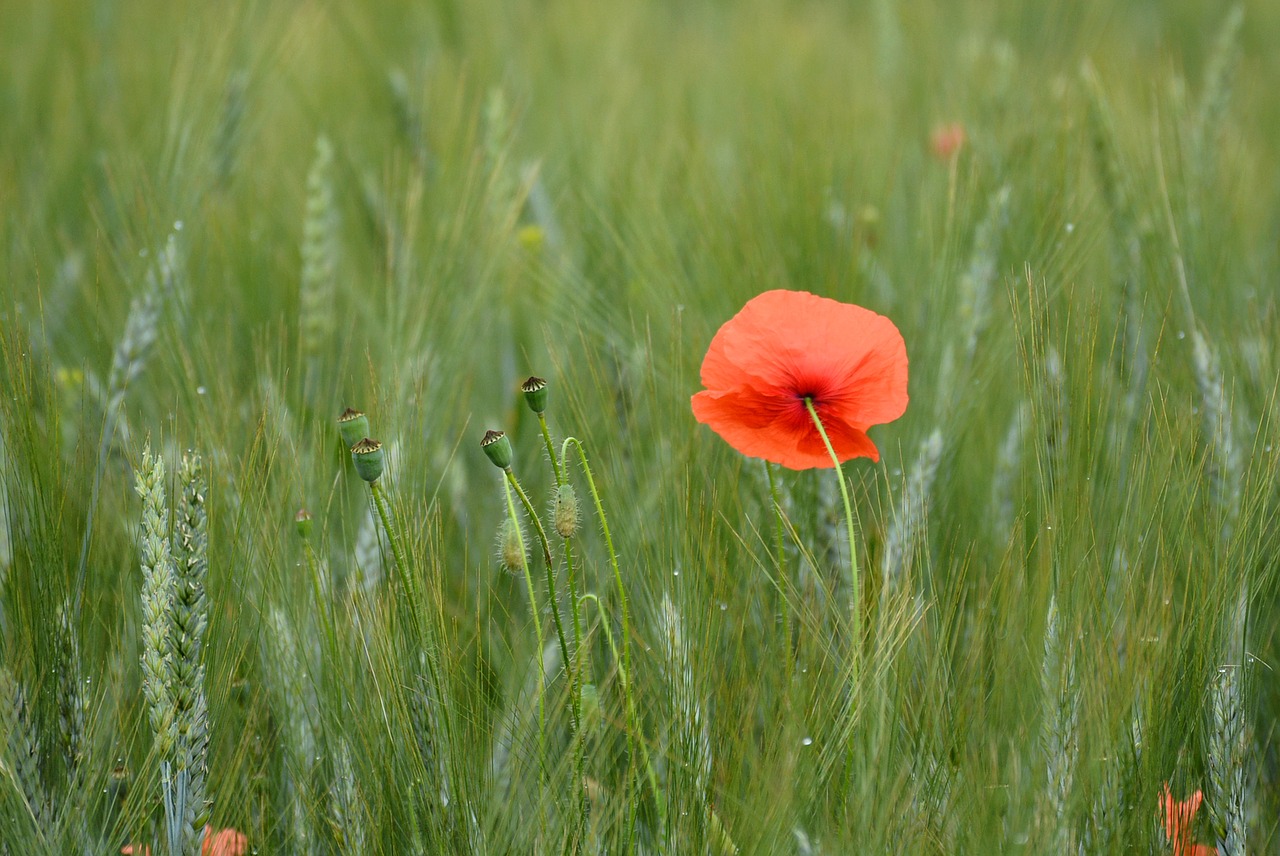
<box><xmin>507</xmin><ymin>466</ymin><xmax>585</xmax><ymax>850</ymax></box>
<box><xmin>370</xmin><ymin>481</ymin><xmax>410</xmax><ymax>589</ymax></box>
<box><xmin>503</xmin><ymin>477</ymin><xmax>548</xmax><ymax>787</ymax></box>
<box><xmin>580</xmin><ymin>594</ymin><xmax>665</xmax><ymax>828</ymax></box>
<box><xmin>562</xmin><ymin>533</ymin><xmax>587</xmax><ymax>851</ymax></box>
<box><xmin>765</xmin><ymin>461</ymin><xmax>793</xmax><ymax>682</ymax></box>
<box><xmin>539</xmin><ymin>412</ymin><xmax>564</xmax><ymax>484</ymax></box>
<box><xmin>536</xmin><ymin>410</ymin><xmax>588</xmax><ymax>850</ymax></box>
<box><xmin>803</xmin><ymin>398</ymin><xmax>861</xmax><ymax>675</ymax></box>
<box><xmin>368</xmin><ymin>478</ymin><xmax>454</xmax><ymax>805</ymax></box>
<box><xmin>506</xmin><ymin>469</ymin><xmax>579</xmax><ymax>735</ymax></box>
<box><xmin>562</xmin><ymin>437</ymin><xmax>656</xmax><ymax>844</ymax></box>
<box><xmin>803</xmin><ymin>399</ymin><xmax>866</xmax><ymax>811</ymax></box>
<box><xmin>542</xmin><ymin>412</ymin><xmax>583</xmax><ymax>669</ymax></box>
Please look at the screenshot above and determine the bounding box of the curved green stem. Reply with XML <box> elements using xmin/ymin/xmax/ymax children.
<box><xmin>538</xmin><ymin>412</ymin><xmax>564</xmax><ymax>485</ymax></box>
<box><xmin>503</xmin><ymin>477</ymin><xmax>547</xmax><ymax>782</ymax></box>
<box><xmin>803</xmin><ymin>399</ymin><xmax>861</xmax><ymax>676</ymax></box>
<box><xmin>562</xmin><ymin>437</ymin><xmax>650</xmax><ymax>843</ymax></box>
<box><xmin>506</xmin><ymin>469</ymin><xmax>579</xmax><ymax>736</ymax></box>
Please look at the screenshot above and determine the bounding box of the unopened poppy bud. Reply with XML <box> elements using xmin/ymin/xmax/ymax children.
<box><xmin>552</xmin><ymin>483</ymin><xmax>579</xmax><ymax>538</ymax></box>
<box><xmin>338</xmin><ymin>408</ymin><xmax>369</xmax><ymax>450</ymax></box>
<box><xmin>351</xmin><ymin>438</ymin><xmax>384</xmax><ymax>482</ymax></box>
<box><xmin>481</xmin><ymin>430</ymin><xmax>513</xmax><ymax>469</ymax></box>
<box><xmin>521</xmin><ymin>376</ymin><xmax>548</xmax><ymax>414</ymax></box>
<box><xmin>497</xmin><ymin>516</ymin><xmax>526</xmax><ymax>572</ymax></box>
<box><xmin>294</xmin><ymin>508</ymin><xmax>314</xmax><ymax>539</ymax></box>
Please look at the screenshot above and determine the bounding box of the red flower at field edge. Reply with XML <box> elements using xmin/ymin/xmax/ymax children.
<box><xmin>122</xmin><ymin>826</ymin><xmax>247</xmax><ymax>856</ymax></box>
<box><xmin>930</xmin><ymin>122</ymin><xmax>967</xmax><ymax>160</ymax></box>
<box><xmin>1158</xmin><ymin>784</ymin><xmax>1218</xmax><ymax>856</ymax></box>
<box><xmin>691</xmin><ymin>289</ymin><xmax>909</xmax><ymax>470</ymax></box>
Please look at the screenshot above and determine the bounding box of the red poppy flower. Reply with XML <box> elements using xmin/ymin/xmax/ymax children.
<box><xmin>691</xmin><ymin>290</ymin><xmax>908</xmax><ymax>470</ymax></box>
<box><xmin>930</xmin><ymin>122</ymin><xmax>967</xmax><ymax>160</ymax></box>
<box><xmin>1158</xmin><ymin>784</ymin><xmax>1218</xmax><ymax>855</ymax></box>
<box><xmin>122</xmin><ymin>826</ymin><xmax>247</xmax><ymax>856</ymax></box>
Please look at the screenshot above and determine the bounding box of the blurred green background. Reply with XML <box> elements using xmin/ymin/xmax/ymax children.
<box><xmin>1</xmin><ymin>0</ymin><xmax>1278</xmax><ymax>852</ymax></box>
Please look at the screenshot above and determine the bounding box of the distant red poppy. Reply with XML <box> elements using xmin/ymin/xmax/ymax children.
<box><xmin>122</xmin><ymin>826</ymin><xmax>247</xmax><ymax>856</ymax></box>
<box><xmin>691</xmin><ymin>290</ymin><xmax>908</xmax><ymax>470</ymax></box>
<box><xmin>1158</xmin><ymin>784</ymin><xmax>1217</xmax><ymax>856</ymax></box>
<box><xmin>930</xmin><ymin>122</ymin><xmax>966</xmax><ymax>160</ymax></box>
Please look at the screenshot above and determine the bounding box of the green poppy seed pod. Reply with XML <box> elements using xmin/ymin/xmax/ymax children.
<box><xmin>338</xmin><ymin>408</ymin><xmax>370</xmax><ymax>450</ymax></box>
<box><xmin>294</xmin><ymin>508</ymin><xmax>314</xmax><ymax>539</ymax></box>
<box><xmin>521</xmin><ymin>376</ymin><xmax>548</xmax><ymax>414</ymax></box>
<box><xmin>481</xmin><ymin>430</ymin><xmax>513</xmax><ymax>469</ymax></box>
<box><xmin>351</xmin><ymin>438</ymin><xmax>384</xmax><ymax>483</ymax></box>
<box><xmin>552</xmin><ymin>483</ymin><xmax>580</xmax><ymax>538</ymax></box>
<box><xmin>498</xmin><ymin>516</ymin><xmax>526</xmax><ymax>572</ymax></box>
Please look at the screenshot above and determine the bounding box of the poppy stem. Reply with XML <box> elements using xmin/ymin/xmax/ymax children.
<box><xmin>803</xmin><ymin>398</ymin><xmax>861</xmax><ymax>676</ymax></box>
<box><xmin>502</xmin><ymin>476</ymin><xmax>548</xmax><ymax>790</ymax></box>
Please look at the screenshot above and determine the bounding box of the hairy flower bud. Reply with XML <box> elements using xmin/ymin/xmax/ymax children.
<box><xmin>497</xmin><ymin>516</ymin><xmax>526</xmax><ymax>573</ymax></box>
<box><xmin>552</xmin><ymin>483</ymin><xmax>580</xmax><ymax>539</ymax></box>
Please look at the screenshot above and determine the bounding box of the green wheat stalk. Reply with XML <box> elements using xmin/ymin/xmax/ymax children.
<box><xmin>0</xmin><ymin>666</ymin><xmax>50</xmax><ymax>833</ymax></box>
<box><xmin>880</xmin><ymin>429</ymin><xmax>944</xmax><ymax>603</ymax></box>
<box><xmin>299</xmin><ymin>134</ymin><xmax>338</xmax><ymax>404</ymax></box>
<box><xmin>80</xmin><ymin>236</ymin><xmax>182</xmax><ymax>609</ymax></box>
<box><xmin>1040</xmin><ymin>597</ymin><xmax>1078</xmax><ymax>851</ymax></box>
<box><xmin>330</xmin><ymin>738</ymin><xmax>369</xmax><ymax>852</ymax></box>
<box><xmin>170</xmin><ymin>452</ymin><xmax>211</xmax><ymax>854</ymax></box>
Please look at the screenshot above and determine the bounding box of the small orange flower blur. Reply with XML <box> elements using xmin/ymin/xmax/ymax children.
<box><xmin>1158</xmin><ymin>784</ymin><xmax>1218</xmax><ymax>856</ymax></box>
<box><xmin>691</xmin><ymin>290</ymin><xmax>909</xmax><ymax>470</ymax></box>
<box><xmin>930</xmin><ymin>122</ymin><xmax>967</xmax><ymax>160</ymax></box>
<box><xmin>122</xmin><ymin>826</ymin><xmax>247</xmax><ymax>856</ymax></box>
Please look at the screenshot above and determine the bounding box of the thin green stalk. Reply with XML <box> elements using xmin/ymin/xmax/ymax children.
<box><xmin>542</xmin><ymin>411</ymin><xmax>583</xmax><ymax>678</ymax></box>
<box><xmin>804</xmin><ymin>399</ymin><xmax>864</xmax><ymax>809</ymax></box>
<box><xmin>561</xmin><ymin>437</ymin><xmax>657</xmax><ymax>843</ymax></box>
<box><xmin>562</xmin><ymin>534</ymin><xmax>587</xmax><ymax>852</ymax></box>
<box><xmin>560</xmin><ymin>438</ymin><xmax>629</xmax><ymax>688</ymax></box>
<box><xmin>369</xmin><ymin>481</ymin><xmax>410</xmax><ymax>589</ymax></box>
<box><xmin>367</xmin><ymin>478</ymin><xmax>455</xmax><ymax>820</ymax></box>
<box><xmin>580</xmin><ymin>593</ymin><xmax>665</xmax><ymax>828</ymax></box>
<box><xmin>538</xmin><ymin>412</ymin><xmax>564</xmax><ymax>484</ymax></box>
<box><xmin>506</xmin><ymin>469</ymin><xmax>579</xmax><ymax>735</ymax></box>
<box><xmin>506</xmin><ymin>466</ymin><xmax>585</xmax><ymax>850</ymax></box>
<box><xmin>503</xmin><ymin>477</ymin><xmax>548</xmax><ymax>788</ymax></box>
<box><xmin>765</xmin><ymin>461</ymin><xmax>792</xmax><ymax>682</ymax></box>
<box><xmin>804</xmin><ymin>398</ymin><xmax>861</xmax><ymax>673</ymax></box>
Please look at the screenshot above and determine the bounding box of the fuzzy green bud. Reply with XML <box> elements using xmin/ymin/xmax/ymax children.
<box><xmin>521</xmin><ymin>376</ymin><xmax>548</xmax><ymax>414</ymax></box>
<box><xmin>481</xmin><ymin>430</ymin><xmax>513</xmax><ymax>469</ymax></box>
<box><xmin>294</xmin><ymin>508</ymin><xmax>314</xmax><ymax>539</ymax></box>
<box><xmin>552</xmin><ymin>483</ymin><xmax>580</xmax><ymax>539</ymax></box>
<box><xmin>338</xmin><ymin>408</ymin><xmax>370</xmax><ymax>450</ymax></box>
<box><xmin>497</xmin><ymin>516</ymin><xmax>526</xmax><ymax>573</ymax></box>
<box><xmin>351</xmin><ymin>438</ymin><xmax>384</xmax><ymax>483</ymax></box>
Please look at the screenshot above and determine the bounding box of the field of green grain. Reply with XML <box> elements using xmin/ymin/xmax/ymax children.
<box><xmin>2</xmin><ymin>1</ymin><xmax>1278</xmax><ymax>853</ymax></box>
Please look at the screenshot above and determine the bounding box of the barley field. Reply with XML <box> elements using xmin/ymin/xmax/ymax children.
<box><xmin>2</xmin><ymin>1</ymin><xmax>1278</xmax><ymax>853</ymax></box>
